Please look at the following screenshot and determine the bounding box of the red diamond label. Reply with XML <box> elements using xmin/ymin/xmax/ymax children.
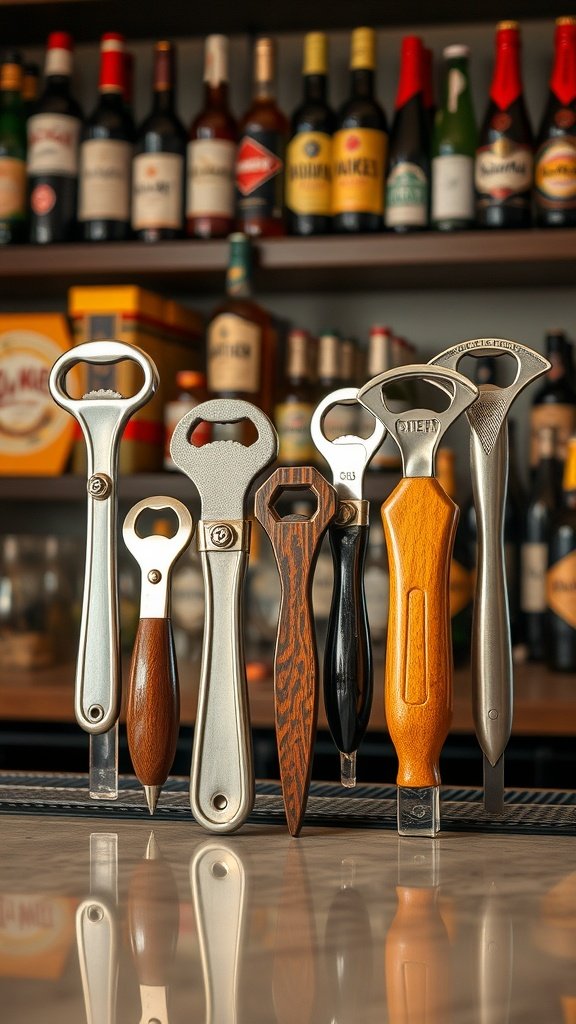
<box><xmin>236</xmin><ymin>136</ymin><xmax>283</xmax><ymax>196</ymax></box>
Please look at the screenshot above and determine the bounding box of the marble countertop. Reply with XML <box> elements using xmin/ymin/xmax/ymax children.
<box><xmin>1</xmin><ymin>814</ymin><xmax>576</xmax><ymax>1023</ymax></box>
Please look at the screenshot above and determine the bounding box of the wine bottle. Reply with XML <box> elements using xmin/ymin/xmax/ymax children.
<box><xmin>0</xmin><ymin>53</ymin><xmax>27</xmax><ymax>244</ymax></box>
<box><xmin>432</xmin><ymin>44</ymin><xmax>476</xmax><ymax>231</ymax></box>
<box><xmin>275</xmin><ymin>328</ymin><xmax>316</xmax><ymax>465</ymax></box>
<box><xmin>27</xmin><ymin>32</ymin><xmax>82</xmax><ymax>245</ymax></box>
<box><xmin>332</xmin><ymin>27</ymin><xmax>387</xmax><ymax>233</ymax></box>
<box><xmin>475</xmin><ymin>21</ymin><xmax>533</xmax><ymax>229</ymax></box>
<box><xmin>78</xmin><ymin>32</ymin><xmax>134</xmax><ymax>242</ymax></box>
<box><xmin>236</xmin><ymin>37</ymin><xmax>288</xmax><ymax>237</ymax></box>
<box><xmin>22</xmin><ymin>62</ymin><xmax>39</xmax><ymax>120</ymax></box>
<box><xmin>123</xmin><ymin>51</ymin><xmax>134</xmax><ymax>119</ymax></box>
<box><xmin>423</xmin><ymin>46</ymin><xmax>436</xmax><ymax>136</ymax></box>
<box><xmin>132</xmin><ymin>40</ymin><xmax>186</xmax><ymax>242</ymax></box>
<box><xmin>535</xmin><ymin>17</ymin><xmax>576</xmax><ymax>228</ymax></box>
<box><xmin>522</xmin><ymin>426</ymin><xmax>562</xmax><ymax>662</ymax></box>
<box><xmin>530</xmin><ymin>329</ymin><xmax>576</xmax><ymax>470</ymax></box>
<box><xmin>286</xmin><ymin>32</ymin><xmax>334</xmax><ymax>236</ymax></box>
<box><xmin>385</xmin><ymin>35</ymin><xmax>430</xmax><ymax>232</ymax></box>
<box><xmin>187</xmin><ymin>35</ymin><xmax>237</xmax><ymax>239</ymax></box>
<box><xmin>546</xmin><ymin>435</ymin><xmax>576</xmax><ymax>671</ymax></box>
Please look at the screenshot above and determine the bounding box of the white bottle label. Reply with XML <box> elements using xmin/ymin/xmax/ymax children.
<box><xmin>27</xmin><ymin>114</ymin><xmax>80</xmax><ymax>177</ymax></box>
<box><xmin>78</xmin><ymin>138</ymin><xmax>132</xmax><ymax>222</ymax></box>
<box><xmin>385</xmin><ymin>162</ymin><xmax>428</xmax><ymax>227</ymax></box>
<box><xmin>207</xmin><ymin>313</ymin><xmax>261</xmax><ymax>393</ymax></box>
<box><xmin>521</xmin><ymin>542</ymin><xmax>548</xmax><ymax>613</ymax></box>
<box><xmin>187</xmin><ymin>138</ymin><xmax>235</xmax><ymax>218</ymax></box>
<box><xmin>432</xmin><ymin>154</ymin><xmax>474</xmax><ymax>221</ymax></box>
<box><xmin>132</xmin><ymin>152</ymin><xmax>183</xmax><ymax>230</ymax></box>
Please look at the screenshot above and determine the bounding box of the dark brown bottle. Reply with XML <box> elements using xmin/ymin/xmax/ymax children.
<box><xmin>475</xmin><ymin>21</ymin><xmax>533</xmax><ymax>228</ymax></box>
<box><xmin>236</xmin><ymin>37</ymin><xmax>288</xmax><ymax>237</ymax></box>
<box><xmin>530</xmin><ymin>329</ymin><xmax>576</xmax><ymax>471</ymax></box>
<box><xmin>275</xmin><ymin>329</ymin><xmax>316</xmax><ymax>465</ymax></box>
<box><xmin>522</xmin><ymin>426</ymin><xmax>562</xmax><ymax>662</ymax></box>
<box><xmin>546</xmin><ymin>436</ymin><xmax>576</xmax><ymax>671</ymax></box>
<box><xmin>535</xmin><ymin>17</ymin><xmax>576</xmax><ymax>228</ymax></box>
<box><xmin>187</xmin><ymin>34</ymin><xmax>237</xmax><ymax>239</ymax></box>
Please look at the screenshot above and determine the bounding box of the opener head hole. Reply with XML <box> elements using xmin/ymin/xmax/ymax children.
<box><xmin>458</xmin><ymin>351</ymin><xmax>518</xmax><ymax>388</ymax></box>
<box><xmin>133</xmin><ymin>506</ymin><xmax>179</xmax><ymax>539</ymax></box>
<box><xmin>62</xmin><ymin>358</ymin><xmax>144</xmax><ymax>400</ymax></box>
<box><xmin>408</xmin><ymin>378</ymin><xmax>452</xmax><ymax>413</ymax></box>
<box><xmin>322</xmin><ymin>401</ymin><xmax>374</xmax><ymax>440</ymax></box>
<box><xmin>187</xmin><ymin>418</ymin><xmax>258</xmax><ymax>447</ymax></box>
<box><xmin>271</xmin><ymin>488</ymin><xmax>318</xmax><ymax>521</ymax></box>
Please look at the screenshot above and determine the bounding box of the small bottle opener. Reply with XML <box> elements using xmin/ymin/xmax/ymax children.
<box><xmin>310</xmin><ymin>387</ymin><xmax>386</xmax><ymax>788</ymax></box>
<box><xmin>170</xmin><ymin>399</ymin><xmax>278</xmax><ymax>834</ymax></box>
<box><xmin>122</xmin><ymin>496</ymin><xmax>194</xmax><ymax>815</ymax></box>
<box><xmin>358</xmin><ymin>365</ymin><xmax>478</xmax><ymax>837</ymax></box>
<box><xmin>254</xmin><ymin>466</ymin><xmax>338</xmax><ymax>836</ymax></box>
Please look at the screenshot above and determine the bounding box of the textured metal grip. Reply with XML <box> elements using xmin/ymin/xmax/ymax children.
<box><xmin>190</xmin><ymin>547</ymin><xmax>254</xmax><ymax>833</ymax></box>
<box><xmin>470</xmin><ymin>428</ymin><xmax>513</xmax><ymax>766</ymax></box>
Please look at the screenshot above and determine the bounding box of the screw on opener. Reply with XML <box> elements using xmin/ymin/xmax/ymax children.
<box><xmin>429</xmin><ymin>338</ymin><xmax>551</xmax><ymax>815</ymax></box>
<box><xmin>358</xmin><ymin>365</ymin><xmax>478</xmax><ymax>837</ymax></box>
<box><xmin>169</xmin><ymin>398</ymin><xmax>278</xmax><ymax>834</ymax></box>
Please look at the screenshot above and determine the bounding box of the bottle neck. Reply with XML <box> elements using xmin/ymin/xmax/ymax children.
<box><xmin>442</xmin><ymin>58</ymin><xmax>471</xmax><ymax>114</ymax></box>
<box><xmin>550</xmin><ymin>24</ymin><xmax>576</xmax><ymax>106</ymax></box>
<box><xmin>152</xmin><ymin>44</ymin><xmax>176</xmax><ymax>113</ymax></box>
<box><xmin>203</xmin><ymin>80</ymin><xmax>229</xmax><ymax>108</ymax></box>
<box><xmin>490</xmin><ymin>31</ymin><xmax>523</xmax><ymax>109</ymax></box>
<box><xmin>350</xmin><ymin>68</ymin><xmax>374</xmax><ymax>99</ymax></box>
<box><xmin>395</xmin><ymin>39</ymin><xmax>424</xmax><ymax>109</ymax></box>
<box><xmin>0</xmin><ymin>88</ymin><xmax>23</xmax><ymax>112</ymax></box>
<box><xmin>44</xmin><ymin>73</ymin><xmax>71</xmax><ymax>94</ymax></box>
<box><xmin>226</xmin><ymin>246</ymin><xmax>253</xmax><ymax>299</ymax></box>
<box><xmin>254</xmin><ymin>79</ymin><xmax>275</xmax><ymax>102</ymax></box>
<box><xmin>153</xmin><ymin>87</ymin><xmax>175</xmax><ymax>113</ymax></box>
<box><xmin>303</xmin><ymin>73</ymin><xmax>327</xmax><ymax>103</ymax></box>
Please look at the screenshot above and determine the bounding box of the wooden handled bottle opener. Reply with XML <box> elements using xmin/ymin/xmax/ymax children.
<box><xmin>122</xmin><ymin>496</ymin><xmax>194</xmax><ymax>814</ymax></box>
<box><xmin>254</xmin><ymin>466</ymin><xmax>337</xmax><ymax>837</ymax></box>
<box><xmin>358</xmin><ymin>365</ymin><xmax>478</xmax><ymax>837</ymax></box>
<box><xmin>170</xmin><ymin>399</ymin><xmax>278</xmax><ymax>833</ymax></box>
<box><xmin>310</xmin><ymin>387</ymin><xmax>385</xmax><ymax>788</ymax></box>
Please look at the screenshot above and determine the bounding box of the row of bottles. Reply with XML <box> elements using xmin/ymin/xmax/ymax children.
<box><xmin>0</xmin><ymin>18</ymin><xmax>574</xmax><ymax>244</ymax></box>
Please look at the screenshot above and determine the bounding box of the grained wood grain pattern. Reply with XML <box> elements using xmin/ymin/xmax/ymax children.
<box><xmin>385</xmin><ymin>886</ymin><xmax>452</xmax><ymax>1024</ymax></box>
<box><xmin>382</xmin><ymin>477</ymin><xmax>458</xmax><ymax>789</ymax></box>
<box><xmin>128</xmin><ymin>844</ymin><xmax>180</xmax><ymax>987</ymax></box>
<box><xmin>126</xmin><ymin>618</ymin><xmax>180</xmax><ymax>787</ymax></box>
<box><xmin>255</xmin><ymin>466</ymin><xmax>337</xmax><ymax>837</ymax></box>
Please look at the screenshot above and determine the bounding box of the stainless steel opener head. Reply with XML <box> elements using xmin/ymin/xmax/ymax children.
<box><xmin>123</xmin><ymin>496</ymin><xmax>194</xmax><ymax>618</ymax></box>
<box><xmin>169</xmin><ymin>398</ymin><xmax>279</xmax><ymax>519</ymax></box>
<box><xmin>310</xmin><ymin>386</ymin><xmax>386</xmax><ymax>499</ymax></box>
<box><xmin>357</xmin><ymin>364</ymin><xmax>479</xmax><ymax>477</ymax></box>
<box><xmin>429</xmin><ymin>338</ymin><xmax>551</xmax><ymax>455</ymax></box>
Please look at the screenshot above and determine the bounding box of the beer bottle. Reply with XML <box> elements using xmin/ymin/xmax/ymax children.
<box><xmin>432</xmin><ymin>44</ymin><xmax>476</xmax><ymax>231</ymax></box>
<box><xmin>522</xmin><ymin>426</ymin><xmax>562</xmax><ymax>661</ymax></box>
<box><xmin>275</xmin><ymin>329</ymin><xmax>316</xmax><ymax>465</ymax></box>
<box><xmin>546</xmin><ymin>436</ymin><xmax>576</xmax><ymax>671</ymax></box>
<box><xmin>535</xmin><ymin>17</ymin><xmax>576</xmax><ymax>228</ymax></box>
<box><xmin>385</xmin><ymin>35</ymin><xmax>430</xmax><ymax>232</ymax></box>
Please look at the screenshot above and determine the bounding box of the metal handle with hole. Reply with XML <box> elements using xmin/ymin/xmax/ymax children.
<box><xmin>76</xmin><ymin>898</ymin><xmax>118</xmax><ymax>1024</ymax></box>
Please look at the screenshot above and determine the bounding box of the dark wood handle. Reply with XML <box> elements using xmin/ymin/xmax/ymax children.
<box><xmin>126</xmin><ymin>618</ymin><xmax>180</xmax><ymax>788</ymax></box>
<box><xmin>254</xmin><ymin>466</ymin><xmax>337</xmax><ymax>836</ymax></box>
<box><xmin>128</xmin><ymin>844</ymin><xmax>180</xmax><ymax>987</ymax></box>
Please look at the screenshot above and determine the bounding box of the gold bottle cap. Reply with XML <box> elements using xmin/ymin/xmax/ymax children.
<box><xmin>563</xmin><ymin>437</ymin><xmax>576</xmax><ymax>491</ymax></box>
<box><xmin>496</xmin><ymin>20</ymin><xmax>519</xmax><ymax>31</ymax></box>
<box><xmin>254</xmin><ymin>36</ymin><xmax>275</xmax><ymax>85</ymax></box>
<box><xmin>351</xmin><ymin>27</ymin><xmax>376</xmax><ymax>71</ymax></box>
<box><xmin>0</xmin><ymin>61</ymin><xmax>22</xmax><ymax>91</ymax></box>
<box><xmin>556</xmin><ymin>15</ymin><xmax>576</xmax><ymax>24</ymax></box>
<box><xmin>436</xmin><ymin>447</ymin><xmax>457</xmax><ymax>500</ymax></box>
<box><xmin>303</xmin><ymin>32</ymin><xmax>327</xmax><ymax>75</ymax></box>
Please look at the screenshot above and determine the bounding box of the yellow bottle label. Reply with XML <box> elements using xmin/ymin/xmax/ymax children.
<box><xmin>275</xmin><ymin>400</ymin><xmax>315</xmax><ymax>462</ymax></box>
<box><xmin>547</xmin><ymin>549</ymin><xmax>576</xmax><ymax>629</ymax></box>
<box><xmin>285</xmin><ymin>132</ymin><xmax>332</xmax><ymax>216</ymax></box>
<box><xmin>332</xmin><ymin>128</ymin><xmax>386</xmax><ymax>215</ymax></box>
<box><xmin>535</xmin><ymin>136</ymin><xmax>576</xmax><ymax>206</ymax></box>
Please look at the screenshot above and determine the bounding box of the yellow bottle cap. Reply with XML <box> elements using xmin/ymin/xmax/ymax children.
<box><xmin>351</xmin><ymin>27</ymin><xmax>376</xmax><ymax>71</ymax></box>
<box><xmin>556</xmin><ymin>15</ymin><xmax>576</xmax><ymax>25</ymax></box>
<box><xmin>563</xmin><ymin>437</ymin><xmax>576</xmax><ymax>492</ymax></box>
<box><xmin>496</xmin><ymin>20</ymin><xmax>519</xmax><ymax>30</ymax></box>
<box><xmin>303</xmin><ymin>32</ymin><xmax>327</xmax><ymax>76</ymax></box>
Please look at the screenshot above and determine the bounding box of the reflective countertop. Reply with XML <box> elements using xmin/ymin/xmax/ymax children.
<box><xmin>2</xmin><ymin>815</ymin><xmax>576</xmax><ymax>1023</ymax></box>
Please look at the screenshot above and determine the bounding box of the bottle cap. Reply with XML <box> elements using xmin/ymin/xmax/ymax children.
<box><xmin>204</xmin><ymin>34</ymin><xmax>228</xmax><ymax>86</ymax></box>
<box><xmin>254</xmin><ymin>37</ymin><xmax>275</xmax><ymax>85</ymax></box>
<box><xmin>47</xmin><ymin>31</ymin><xmax>73</xmax><ymax>51</ymax></box>
<box><xmin>556</xmin><ymin>16</ymin><xmax>576</xmax><ymax>25</ymax></box>
<box><xmin>45</xmin><ymin>31</ymin><xmax>74</xmax><ymax>76</ymax></box>
<box><xmin>563</xmin><ymin>436</ymin><xmax>576</xmax><ymax>491</ymax></box>
<box><xmin>176</xmin><ymin>370</ymin><xmax>206</xmax><ymax>391</ymax></box>
<box><xmin>303</xmin><ymin>32</ymin><xmax>328</xmax><ymax>75</ymax></box>
<box><xmin>496</xmin><ymin>20</ymin><xmax>520</xmax><ymax>30</ymax></box>
<box><xmin>351</xmin><ymin>27</ymin><xmax>376</xmax><ymax>71</ymax></box>
<box><xmin>443</xmin><ymin>44</ymin><xmax>470</xmax><ymax>59</ymax></box>
<box><xmin>99</xmin><ymin>32</ymin><xmax>126</xmax><ymax>93</ymax></box>
<box><xmin>0</xmin><ymin>53</ymin><xmax>22</xmax><ymax>91</ymax></box>
<box><xmin>154</xmin><ymin>40</ymin><xmax>174</xmax><ymax>92</ymax></box>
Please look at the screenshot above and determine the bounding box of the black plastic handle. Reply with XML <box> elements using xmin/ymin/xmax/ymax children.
<box><xmin>324</xmin><ymin>522</ymin><xmax>373</xmax><ymax>755</ymax></box>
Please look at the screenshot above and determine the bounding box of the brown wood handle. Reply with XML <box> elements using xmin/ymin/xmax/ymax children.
<box><xmin>128</xmin><ymin>843</ymin><xmax>180</xmax><ymax>987</ymax></box>
<box><xmin>385</xmin><ymin>886</ymin><xmax>451</xmax><ymax>1024</ymax></box>
<box><xmin>254</xmin><ymin>466</ymin><xmax>337</xmax><ymax>836</ymax></box>
<box><xmin>126</xmin><ymin>618</ymin><xmax>180</xmax><ymax>788</ymax></box>
<box><xmin>382</xmin><ymin>477</ymin><xmax>458</xmax><ymax>789</ymax></box>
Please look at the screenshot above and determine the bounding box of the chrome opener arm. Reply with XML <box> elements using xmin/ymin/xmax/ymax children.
<box><xmin>76</xmin><ymin>833</ymin><xmax>119</xmax><ymax>1024</ymax></box>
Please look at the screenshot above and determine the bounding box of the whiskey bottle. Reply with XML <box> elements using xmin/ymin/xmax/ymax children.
<box><xmin>275</xmin><ymin>329</ymin><xmax>316</xmax><ymax>465</ymax></box>
<box><xmin>546</xmin><ymin>436</ymin><xmax>576</xmax><ymax>671</ymax></box>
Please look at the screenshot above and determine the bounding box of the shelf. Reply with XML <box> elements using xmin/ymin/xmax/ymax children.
<box><xmin>0</xmin><ymin>0</ymin><xmax>558</xmax><ymax>45</ymax></box>
<box><xmin>0</xmin><ymin>231</ymin><xmax>574</xmax><ymax>298</ymax></box>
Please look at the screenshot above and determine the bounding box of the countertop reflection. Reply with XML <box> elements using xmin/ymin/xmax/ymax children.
<box><xmin>2</xmin><ymin>817</ymin><xmax>576</xmax><ymax>1023</ymax></box>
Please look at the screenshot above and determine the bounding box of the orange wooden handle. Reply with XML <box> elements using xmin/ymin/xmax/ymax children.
<box><xmin>126</xmin><ymin>618</ymin><xmax>180</xmax><ymax>788</ymax></box>
<box><xmin>385</xmin><ymin>886</ymin><xmax>451</xmax><ymax>1024</ymax></box>
<box><xmin>382</xmin><ymin>477</ymin><xmax>458</xmax><ymax>788</ymax></box>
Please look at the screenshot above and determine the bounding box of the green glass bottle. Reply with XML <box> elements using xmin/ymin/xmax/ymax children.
<box><xmin>0</xmin><ymin>53</ymin><xmax>27</xmax><ymax>244</ymax></box>
<box><xmin>432</xmin><ymin>44</ymin><xmax>477</xmax><ymax>230</ymax></box>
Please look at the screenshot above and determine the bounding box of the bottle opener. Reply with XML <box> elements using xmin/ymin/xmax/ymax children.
<box><xmin>76</xmin><ymin>833</ymin><xmax>119</xmax><ymax>1024</ymax></box>
<box><xmin>170</xmin><ymin>398</ymin><xmax>278</xmax><ymax>833</ymax></box>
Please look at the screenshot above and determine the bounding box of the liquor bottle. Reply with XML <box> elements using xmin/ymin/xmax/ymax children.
<box><xmin>27</xmin><ymin>32</ymin><xmax>83</xmax><ymax>245</ymax></box>
<box><xmin>475</xmin><ymin>21</ymin><xmax>533</xmax><ymax>229</ymax></box>
<box><xmin>546</xmin><ymin>436</ymin><xmax>576</xmax><ymax>671</ymax></box>
<box><xmin>535</xmin><ymin>17</ymin><xmax>576</xmax><ymax>228</ymax></box>
<box><xmin>0</xmin><ymin>53</ymin><xmax>26</xmax><ymax>244</ymax></box>
<box><xmin>187</xmin><ymin>34</ymin><xmax>237</xmax><ymax>239</ymax></box>
<box><xmin>423</xmin><ymin>46</ymin><xmax>436</xmax><ymax>135</ymax></box>
<box><xmin>275</xmin><ymin>328</ymin><xmax>316</xmax><ymax>465</ymax></box>
<box><xmin>236</xmin><ymin>37</ymin><xmax>288</xmax><ymax>237</ymax></box>
<box><xmin>332</xmin><ymin>27</ymin><xmax>387</xmax><ymax>233</ymax></box>
<box><xmin>206</xmin><ymin>233</ymin><xmax>276</xmax><ymax>418</ymax></box>
<box><xmin>530</xmin><ymin>329</ymin><xmax>576</xmax><ymax>470</ymax></box>
<box><xmin>286</xmin><ymin>32</ymin><xmax>334</xmax><ymax>236</ymax></box>
<box><xmin>436</xmin><ymin>447</ymin><xmax>474</xmax><ymax>665</ymax></box>
<box><xmin>385</xmin><ymin>35</ymin><xmax>430</xmax><ymax>232</ymax></box>
<box><xmin>432</xmin><ymin>44</ymin><xmax>477</xmax><ymax>231</ymax></box>
<box><xmin>132</xmin><ymin>40</ymin><xmax>186</xmax><ymax>242</ymax></box>
<box><xmin>78</xmin><ymin>32</ymin><xmax>134</xmax><ymax>242</ymax></box>
<box><xmin>22</xmin><ymin>62</ymin><xmax>39</xmax><ymax>120</ymax></box>
<box><xmin>522</xmin><ymin>426</ymin><xmax>562</xmax><ymax>662</ymax></box>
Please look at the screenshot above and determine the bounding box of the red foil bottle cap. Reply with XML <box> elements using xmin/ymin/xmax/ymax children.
<box><xmin>99</xmin><ymin>32</ymin><xmax>126</xmax><ymax>92</ymax></box>
<box><xmin>551</xmin><ymin>19</ymin><xmax>576</xmax><ymax>105</ymax></box>
<box><xmin>395</xmin><ymin>35</ymin><xmax>424</xmax><ymax>109</ymax></box>
<box><xmin>490</xmin><ymin>22</ymin><xmax>523</xmax><ymax>109</ymax></box>
<box><xmin>47</xmin><ymin>31</ymin><xmax>73</xmax><ymax>51</ymax></box>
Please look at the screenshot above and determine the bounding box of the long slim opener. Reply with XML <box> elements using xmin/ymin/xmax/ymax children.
<box><xmin>76</xmin><ymin>833</ymin><xmax>119</xmax><ymax>1024</ymax></box>
<box><xmin>123</xmin><ymin>497</ymin><xmax>194</xmax><ymax>815</ymax></box>
<box><xmin>170</xmin><ymin>399</ymin><xmax>278</xmax><ymax>833</ymax></box>
<box><xmin>49</xmin><ymin>341</ymin><xmax>158</xmax><ymax>799</ymax></box>
<box><xmin>429</xmin><ymin>339</ymin><xmax>550</xmax><ymax>815</ymax></box>
<box><xmin>310</xmin><ymin>387</ymin><xmax>385</xmax><ymax>788</ymax></box>
<box><xmin>358</xmin><ymin>365</ymin><xmax>478</xmax><ymax>837</ymax></box>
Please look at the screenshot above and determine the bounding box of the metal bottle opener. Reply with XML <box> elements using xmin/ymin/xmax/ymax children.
<box><xmin>76</xmin><ymin>833</ymin><xmax>119</xmax><ymax>1024</ymax></box>
<box><xmin>49</xmin><ymin>341</ymin><xmax>159</xmax><ymax>800</ymax></box>
<box><xmin>123</xmin><ymin>496</ymin><xmax>194</xmax><ymax>815</ymax></box>
<box><xmin>310</xmin><ymin>387</ymin><xmax>386</xmax><ymax>787</ymax></box>
<box><xmin>429</xmin><ymin>339</ymin><xmax>550</xmax><ymax>814</ymax></box>
<box><xmin>170</xmin><ymin>398</ymin><xmax>278</xmax><ymax>833</ymax></box>
<box><xmin>358</xmin><ymin>365</ymin><xmax>478</xmax><ymax>837</ymax></box>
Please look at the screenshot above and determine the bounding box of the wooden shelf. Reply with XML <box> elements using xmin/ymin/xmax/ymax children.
<box><xmin>0</xmin><ymin>231</ymin><xmax>574</xmax><ymax>298</ymax></box>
